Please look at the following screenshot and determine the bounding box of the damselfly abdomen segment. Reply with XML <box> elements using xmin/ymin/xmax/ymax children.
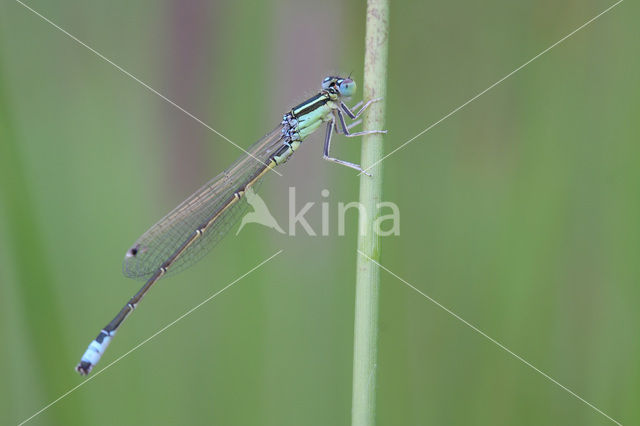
<box><xmin>76</xmin><ymin>76</ymin><xmax>386</xmax><ymax>376</ymax></box>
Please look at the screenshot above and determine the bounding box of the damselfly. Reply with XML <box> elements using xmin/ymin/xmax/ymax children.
<box><xmin>76</xmin><ymin>76</ymin><xmax>386</xmax><ymax>376</ymax></box>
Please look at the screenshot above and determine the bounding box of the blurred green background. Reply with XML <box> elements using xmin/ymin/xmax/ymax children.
<box><xmin>0</xmin><ymin>0</ymin><xmax>637</xmax><ymax>425</ymax></box>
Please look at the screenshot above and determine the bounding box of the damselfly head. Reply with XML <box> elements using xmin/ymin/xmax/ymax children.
<box><xmin>321</xmin><ymin>76</ymin><xmax>356</xmax><ymax>98</ymax></box>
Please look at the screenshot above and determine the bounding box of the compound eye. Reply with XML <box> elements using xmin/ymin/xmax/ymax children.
<box><xmin>338</xmin><ymin>79</ymin><xmax>356</xmax><ymax>97</ymax></box>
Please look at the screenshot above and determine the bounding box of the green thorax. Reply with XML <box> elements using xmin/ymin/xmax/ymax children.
<box><xmin>290</xmin><ymin>91</ymin><xmax>339</xmax><ymax>141</ymax></box>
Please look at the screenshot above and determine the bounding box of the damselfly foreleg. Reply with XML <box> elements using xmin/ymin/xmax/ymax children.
<box><xmin>340</xmin><ymin>97</ymin><xmax>383</xmax><ymax>119</ymax></box>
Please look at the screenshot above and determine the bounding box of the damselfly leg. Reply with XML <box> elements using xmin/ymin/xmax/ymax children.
<box><xmin>335</xmin><ymin>111</ymin><xmax>387</xmax><ymax>138</ymax></box>
<box><xmin>340</xmin><ymin>97</ymin><xmax>383</xmax><ymax>119</ymax></box>
<box><xmin>323</xmin><ymin>121</ymin><xmax>371</xmax><ymax>175</ymax></box>
<box><xmin>336</xmin><ymin>97</ymin><xmax>387</xmax><ymax>137</ymax></box>
<box><xmin>333</xmin><ymin>98</ymin><xmax>376</xmax><ymax>132</ymax></box>
<box><xmin>346</xmin><ymin>118</ymin><xmax>362</xmax><ymax>131</ymax></box>
<box><xmin>322</xmin><ymin>97</ymin><xmax>386</xmax><ymax>175</ymax></box>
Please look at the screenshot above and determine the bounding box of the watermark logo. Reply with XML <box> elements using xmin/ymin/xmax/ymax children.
<box><xmin>236</xmin><ymin>186</ymin><xmax>285</xmax><ymax>235</ymax></box>
<box><xmin>237</xmin><ymin>187</ymin><xmax>399</xmax><ymax>237</ymax></box>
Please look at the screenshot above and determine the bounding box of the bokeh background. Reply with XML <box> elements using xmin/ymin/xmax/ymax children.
<box><xmin>0</xmin><ymin>0</ymin><xmax>637</xmax><ymax>425</ymax></box>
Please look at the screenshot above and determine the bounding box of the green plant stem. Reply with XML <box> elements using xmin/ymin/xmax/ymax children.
<box><xmin>351</xmin><ymin>1</ymin><xmax>389</xmax><ymax>425</ymax></box>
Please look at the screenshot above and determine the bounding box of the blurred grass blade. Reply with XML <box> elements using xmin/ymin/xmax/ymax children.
<box><xmin>0</xmin><ymin>53</ymin><xmax>87</xmax><ymax>424</ymax></box>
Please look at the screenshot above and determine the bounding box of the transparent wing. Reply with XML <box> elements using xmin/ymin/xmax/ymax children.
<box><xmin>123</xmin><ymin>125</ymin><xmax>285</xmax><ymax>281</ymax></box>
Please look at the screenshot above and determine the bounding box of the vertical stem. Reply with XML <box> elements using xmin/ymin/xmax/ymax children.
<box><xmin>351</xmin><ymin>1</ymin><xmax>389</xmax><ymax>425</ymax></box>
